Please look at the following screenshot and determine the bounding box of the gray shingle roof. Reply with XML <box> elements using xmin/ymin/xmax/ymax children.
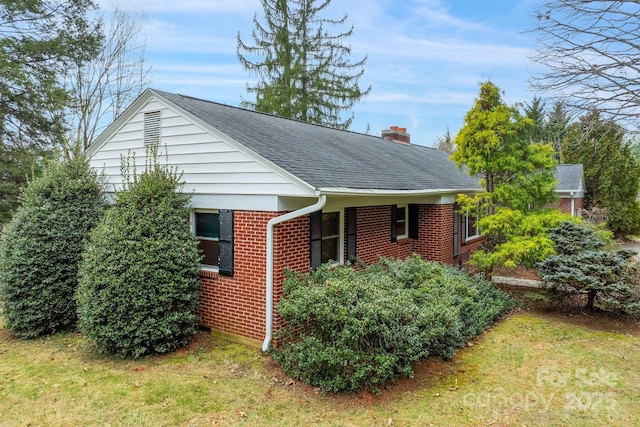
<box><xmin>153</xmin><ymin>90</ymin><xmax>479</xmax><ymax>192</ymax></box>
<box><xmin>555</xmin><ymin>164</ymin><xmax>584</xmax><ymax>192</ymax></box>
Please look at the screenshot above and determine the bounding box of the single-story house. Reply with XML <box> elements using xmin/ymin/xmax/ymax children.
<box><xmin>87</xmin><ymin>89</ymin><xmax>580</xmax><ymax>349</ymax></box>
<box><xmin>554</xmin><ymin>164</ymin><xmax>585</xmax><ymax>216</ymax></box>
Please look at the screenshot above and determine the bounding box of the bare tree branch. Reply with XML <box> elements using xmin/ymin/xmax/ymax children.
<box><xmin>65</xmin><ymin>7</ymin><xmax>151</xmax><ymax>154</ymax></box>
<box><xmin>530</xmin><ymin>0</ymin><xmax>640</xmax><ymax>131</ymax></box>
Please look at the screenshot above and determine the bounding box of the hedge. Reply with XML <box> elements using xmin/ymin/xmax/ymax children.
<box><xmin>272</xmin><ymin>255</ymin><xmax>515</xmax><ymax>393</ymax></box>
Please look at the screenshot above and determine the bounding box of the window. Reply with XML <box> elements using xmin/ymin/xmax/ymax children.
<box><xmin>194</xmin><ymin>211</ymin><xmax>219</xmax><ymax>268</ymax></box>
<box><xmin>464</xmin><ymin>214</ymin><xmax>480</xmax><ymax>241</ymax></box>
<box><xmin>143</xmin><ymin>111</ymin><xmax>161</xmax><ymax>145</ymax></box>
<box><xmin>310</xmin><ymin>210</ymin><xmax>343</xmax><ymax>268</ymax></box>
<box><xmin>321</xmin><ymin>211</ymin><xmax>340</xmax><ymax>264</ymax></box>
<box><xmin>391</xmin><ymin>204</ymin><xmax>411</xmax><ymax>242</ymax></box>
<box><xmin>192</xmin><ymin>210</ymin><xmax>234</xmax><ymax>275</ymax></box>
<box><xmin>395</xmin><ymin>205</ymin><xmax>407</xmax><ymax>239</ymax></box>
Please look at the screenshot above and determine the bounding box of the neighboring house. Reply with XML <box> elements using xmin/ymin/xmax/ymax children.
<box><xmin>554</xmin><ymin>164</ymin><xmax>585</xmax><ymax>216</ymax></box>
<box><xmin>87</xmin><ymin>89</ymin><xmax>485</xmax><ymax>349</ymax></box>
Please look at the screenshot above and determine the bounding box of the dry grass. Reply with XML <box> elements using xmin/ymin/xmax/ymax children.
<box><xmin>1</xmin><ymin>309</ymin><xmax>639</xmax><ymax>426</ymax></box>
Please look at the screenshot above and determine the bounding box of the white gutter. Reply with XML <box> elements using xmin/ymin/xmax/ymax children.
<box><xmin>262</xmin><ymin>194</ymin><xmax>326</xmax><ymax>352</ymax></box>
<box><xmin>317</xmin><ymin>187</ymin><xmax>481</xmax><ymax>196</ymax></box>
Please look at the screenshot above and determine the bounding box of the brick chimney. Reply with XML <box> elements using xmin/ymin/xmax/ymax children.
<box><xmin>381</xmin><ymin>125</ymin><xmax>410</xmax><ymax>144</ymax></box>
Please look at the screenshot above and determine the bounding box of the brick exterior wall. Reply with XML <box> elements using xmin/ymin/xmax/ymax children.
<box><xmin>416</xmin><ymin>204</ymin><xmax>455</xmax><ymax>263</ymax></box>
<box><xmin>354</xmin><ymin>206</ymin><xmax>413</xmax><ymax>264</ymax></box>
<box><xmin>198</xmin><ymin>211</ymin><xmax>310</xmax><ymax>343</ymax></box>
<box><xmin>354</xmin><ymin>204</ymin><xmax>484</xmax><ymax>266</ymax></box>
<box><xmin>558</xmin><ymin>197</ymin><xmax>584</xmax><ymax>215</ymax></box>
<box><xmin>197</xmin><ymin>203</ymin><xmax>484</xmax><ymax>343</ymax></box>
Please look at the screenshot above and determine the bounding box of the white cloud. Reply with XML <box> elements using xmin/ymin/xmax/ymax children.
<box><xmin>97</xmin><ymin>0</ymin><xmax>260</xmax><ymax>14</ymax></box>
<box><xmin>92</xmin><ymin>0</ymin><xmax>544</xmax><ymax>147</ymax></box>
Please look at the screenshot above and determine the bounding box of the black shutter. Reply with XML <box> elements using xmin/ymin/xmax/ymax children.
<box><xmin>460</xmin><ymin>210</ymin><xmax>467</xmax><ymax>247</ymax></box>
<box><xmin>453</xmin><ymin>209</ymin><xmax>460</xmax><ymax>257</ymax></box>
<box><xmin>218</xmin><ymin>210</ymin><xmax>234</xmax><ymax>276</ymax></box>
<box><xmin>390</xmin><ymin>205</ymin><xmax>397</xmax><ymax>243</ymax></box>
<box><xmin>408</xmin><ymin>204</ymin><xmax>419</xmax><ymax>239</ymax></box>
<box><xmin>345</xmin><ymin>207</ymin><xmax>357</xmax><ymax>262</ymax></box>
<box><xmin>310</xmin><ymin>211</ymin><xmax>322</xmax><ymax>269</ymax></box>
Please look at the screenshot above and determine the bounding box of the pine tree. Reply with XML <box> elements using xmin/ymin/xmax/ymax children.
<box><xmin>544</xmin><ymin>101</ymin><xmax>570</xmax><ymax>160</ymax></box>
<box><xmin>562</xmin><ymin>111</ymin><xmax>640</xmax><ymax>236</ymax></box>
<box><xmin>0</xmin><ymin>0</ymin><xmax>99</xmax><ymax>222</ymax></box>
<box><xmin>237</xmin><ymin>0</ymin><xmax>371</xmax><ymax>129</ymax></box>
<box><xmin>523</xmin><ymin>96</ymin><xmax>547</xmax><ymax>143</ymax></box>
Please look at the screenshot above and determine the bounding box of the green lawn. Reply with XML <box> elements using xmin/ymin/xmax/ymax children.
<box><xmin>1</xmin><ymin>310</ymin><xmax>639</xmax><ymax>426</ymax></box>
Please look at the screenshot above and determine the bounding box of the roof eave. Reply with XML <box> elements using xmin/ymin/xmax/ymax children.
<box><xmin>317</xmin><ymin>187</ymin><xmax>482</xmax><ymax>196</ymax></box>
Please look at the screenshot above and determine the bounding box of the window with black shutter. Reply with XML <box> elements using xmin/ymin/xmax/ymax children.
<box><xmin>193</xmin><ymin>210</ymin><xmax>234</xmax><ymax>275</ymax></box>
<box><xmin>194</xmin><ymin>211</ymin><xmax>219</xmax><ymax>268</ymax></box>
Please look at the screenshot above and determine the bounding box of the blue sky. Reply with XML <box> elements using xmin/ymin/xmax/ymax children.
<box><xmin>98</xmin><ymin>0</ymin><xmax>545</xmax><ymax>146</ymax></box>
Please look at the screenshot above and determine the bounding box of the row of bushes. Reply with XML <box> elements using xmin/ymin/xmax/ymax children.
<box><xmin>0</xmin><ymin>153</ymin><xmax>201</xmax><ymax>358</ymax></box>
<box><xmin>272</xmin><ymin>255</ymin><xmax>515</xmax><ymax>393</ymax></box>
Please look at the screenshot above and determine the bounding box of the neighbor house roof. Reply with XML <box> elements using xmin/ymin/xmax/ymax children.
<box><xmin>151</xmin><ymin>90</ymin><xmax>480</xmax><ymax>193</ymax></box>
<box><xmin>555</xmin><ymin>164</ymin><xmax>584</xmax><ymax>193</ymax></box>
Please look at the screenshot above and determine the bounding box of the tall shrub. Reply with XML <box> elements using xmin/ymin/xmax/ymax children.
<box><xmin>0</xmin><ymin>155</ymin><xmax>106</xmax><ymax>338</ymax></box>
<box><xmin>77</xmin><ymin>153</ymin><xmax>201</xmax><ymax>358</ymax></box>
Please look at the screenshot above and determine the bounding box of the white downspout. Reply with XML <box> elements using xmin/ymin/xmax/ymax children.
<box><xmin>262</xmin><ymin>194</ymin><xmax>326</xmax><ymax>352</ymax></box>
<box><xmin>570</xmin><ymin>191</ymin><xmax>575</xmax><ymax>216</ymax></box>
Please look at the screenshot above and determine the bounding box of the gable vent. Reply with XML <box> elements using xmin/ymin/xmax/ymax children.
<box><xmin>143</xmin><ymin>111</ymin><xmax>161</xmax><ymax>145</ymax></box>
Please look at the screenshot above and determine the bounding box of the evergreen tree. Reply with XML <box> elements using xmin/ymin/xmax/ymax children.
<box><xmin>523</xmin><ymin>96</ymin><xmax>547</xmax><ymax>143</ymax></box>
<box><xmin>452</xmin><ymin>81</ymin><xmax>557</xmax><ymax>214</ymax></box>
<box><xmin>522</xmin><ymin>98</ymin><xmax>570</xmax><ymax>161</ymax></box>
<box><xmin>77</xmin><ymin>151</ymin><xmax>201</xmax><ymax>358</ymax></box>
<box><xmin>562</xmin><ymin>111</ymin><xmax>640</xmax><ymax>236</ymax></box>
<box><xmin>0</xmin><ymin>145</ymin><xmax>46</xmax><ymax>225</ymax></box>
<box><xmin>544</xmin><ymin>101</ymin><xmax>571</xmax><ymax>160</ymax></box>
<box><xmin>237</xmin><ymin>0</ymin><xmax>371</xmax><ymax>129</ymax></box>
<box><xmin>451</xmin><ymin>81</ymin><xmax>560</xmax><ymax>278</ymax></box>
<box><xmin>0</xmin><ymin>155</ymin><xmax>105</xmax><ymax>338</ymax></box>
<box><xmin>434</xmin><ymin>127</ymin><xmax>455</xmax><ymax>154</ymax></box>
<box><xmin>0</xmin><ymin>0</ymin><xmax>99</xmax><ymax>149</ymax></box>
<box><xmin>539</xmin><ymin>221</ymin><xmax>638</xmax><ymax>313</ymax></box>
<box><xmin>0</xmin><ymin>0</ymin><xmax>99</xmax><ymax>222</ymax></box>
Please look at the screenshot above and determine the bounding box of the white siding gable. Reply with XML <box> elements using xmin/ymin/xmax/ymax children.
<box><xmin>89</xmin><ymin>96</ymin><xmax>314</xmax><ymax>206</ymax></box>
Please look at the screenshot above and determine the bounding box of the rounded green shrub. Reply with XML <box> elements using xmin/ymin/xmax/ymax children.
<box><xmin>0</xmin><ymin>156</ymin><xmax>106</xmax><ymax>338</ymax></box>
<box><xmin>273</xmin><ymin>255</ymin><xmax>514</xmax><ymax>393</ymax></box>
<box><xmin>539</xmin><ymin>221</ymin><xmax>638</xmax><ymax>313</ymax></box>
<box><xmin>77</xmin><ymin>158</ymin><xmax>201</xmax><ymax>358</ymax></box>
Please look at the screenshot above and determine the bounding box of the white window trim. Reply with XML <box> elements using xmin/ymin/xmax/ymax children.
<box><xmin>322</xmin><ymin>209</ymin><xmax>344</xmax><ymax>266</ymax></box>
<box><xmin>464</xmin><ymin>214</ymin><xmax>480</xmax><ymax>241</ymax></box>
<box><xmin>397</xmin><ymin>204</ymin><xmax>408</xmax><ymax>240</ymax></box>
<box><xmin>192</xmin><ymin>209</ymin><xmax>220</xmax><ymax>272</ymax></box>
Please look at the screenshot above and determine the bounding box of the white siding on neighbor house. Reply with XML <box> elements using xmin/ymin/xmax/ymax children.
<box><xmin>89</xmin><ymin>99</ymin><xmax>312</xmax><ymax>201</ymax></box>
